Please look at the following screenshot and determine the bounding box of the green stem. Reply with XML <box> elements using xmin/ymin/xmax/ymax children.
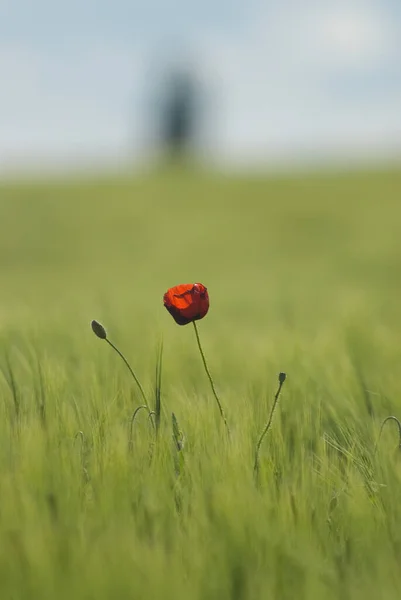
<box><xmin>106</xmin><ymin>338</ymin><xmax>149</xmax><ymax>410</ymax></box>
<box><xmin>192</xmin><ymin>321</ymin><xmax>230</xmax><ymax>433</ymax></box>
<box><xmin>155</xmin><ymin>339</ymin><xmax>163</xmax><ymax>435</ymax></box>
<box><xmin>254</xmin><ymin>378</ymin><xmax>285</xmax><ymax>478</ymax></box>
<box><xmin>128</xmin><ymin>405</ymin><xmax>149</xmax><ymax>452</ymax></box>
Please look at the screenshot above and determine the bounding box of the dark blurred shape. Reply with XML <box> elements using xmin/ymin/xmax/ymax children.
<box><xmin>91</xmin><ymin>319</ymin><xmax>107</xmax><ymax>340</ymax></box>
<box><xmin>160</xmin><ymin>69</ymin><xmax>198</xmax><ymax>161</ymax></box>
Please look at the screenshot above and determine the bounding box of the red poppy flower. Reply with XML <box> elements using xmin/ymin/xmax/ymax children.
<box><xmin>163</xmin><ymin>283</ymin><xmax>209</xmax><ymax>326</ymax></box>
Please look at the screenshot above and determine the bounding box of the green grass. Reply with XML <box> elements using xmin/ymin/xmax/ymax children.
<box><xmin>1</xmin><ymin>166</ymin><xmax>401</xmax><ymax>599</ymax></box>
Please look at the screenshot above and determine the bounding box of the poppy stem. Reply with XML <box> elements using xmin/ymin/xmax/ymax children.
<box><xmin>105</xmin><ymin>338</ymin><xmax>150</xmax><ymax>410</ymax></box>
<box><xmin>154</xmin><ymin>338</ymin><xmax>163</xmax><ymax>435</ymax></box>
<box><xmin>254</xmin><ymin>373</ymin><xmax>286</xmax><ymax>480</ymax></box>
<box><xmin>192</xmin><ymin>321</ymin><xmax>230</xmax><ymax>433</ymax></box>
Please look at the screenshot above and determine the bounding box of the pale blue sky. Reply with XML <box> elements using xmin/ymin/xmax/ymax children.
<box><xmin>1</xmin><ymin>0</ymin><xmax>401</xmax><ymax>172</ymax></box>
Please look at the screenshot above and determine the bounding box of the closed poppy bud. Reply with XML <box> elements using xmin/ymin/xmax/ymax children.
<box><xmin>278</xmin><ymin>372</ymin><xmax>287</xmax><ymax>384</ymax></box>
<box><xmin>163</xmin><ymin>283</ymin><xmax>209</xmax><ymax>326</ymax></box>
<box><xmin>91</xmin><ymin>319</ymin><xmax>107</xmax><ymax>339</ymax></box>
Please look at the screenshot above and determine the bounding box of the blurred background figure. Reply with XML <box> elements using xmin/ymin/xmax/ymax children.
<box><xmin>159</xmin><ymin>68</ymin><xmax>198</xmax><ymax>163</ymax></box>
<box><xmin>141</xmin><ymin>50</ymin><xmax>209</xmax><ymax>168</ymax></box>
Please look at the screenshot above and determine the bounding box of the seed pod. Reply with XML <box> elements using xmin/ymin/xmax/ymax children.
<box><xmin>279</xmin><ymin>372</ymin><xmax>287</xmax><ymax>384</ymax></box>
<box><xmin>91</xmin><ymin>320</ymin><xmax>107</xmax><ymax>340</ymax></box>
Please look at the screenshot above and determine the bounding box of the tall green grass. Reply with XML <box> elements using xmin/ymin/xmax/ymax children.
<box><xmin>0</xmin><ymin>167</ymin><xmax>401</xmax><ymax>599</ymax></box>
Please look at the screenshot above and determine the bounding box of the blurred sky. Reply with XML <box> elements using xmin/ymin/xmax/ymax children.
<box><xmin>1</xmin><ymin>0</ymin><xmax>401</xmax><ymax>173</ymax></box>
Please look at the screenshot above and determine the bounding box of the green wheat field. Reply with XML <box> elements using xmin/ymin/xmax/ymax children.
<box><xmin>1</xmin><ymin>166</ymin><xmax>401</xmax><ymax>599</ymax></box>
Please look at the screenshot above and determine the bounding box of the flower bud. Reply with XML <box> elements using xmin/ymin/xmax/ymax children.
<box><xmin>91</xmin><ymin>320</ymin><xmax>107</xmax><ymax>340</ymax></box>
<box><xmin>278</xmin><ymin>372</ymin><xmax>287</xmax><ymax>384</ymax></box>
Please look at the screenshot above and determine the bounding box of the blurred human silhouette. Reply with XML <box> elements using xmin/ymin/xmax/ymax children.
<box><xmin>160</xmin><ymin>69</ymin><xmax>197</xmax><ymax>161</ymax></box>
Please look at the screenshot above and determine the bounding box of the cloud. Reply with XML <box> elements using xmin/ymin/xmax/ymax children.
<box><xmin>195</xmin><ymin>0</ymin><xmax>401</xmax><ymax>162</ymax></box>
